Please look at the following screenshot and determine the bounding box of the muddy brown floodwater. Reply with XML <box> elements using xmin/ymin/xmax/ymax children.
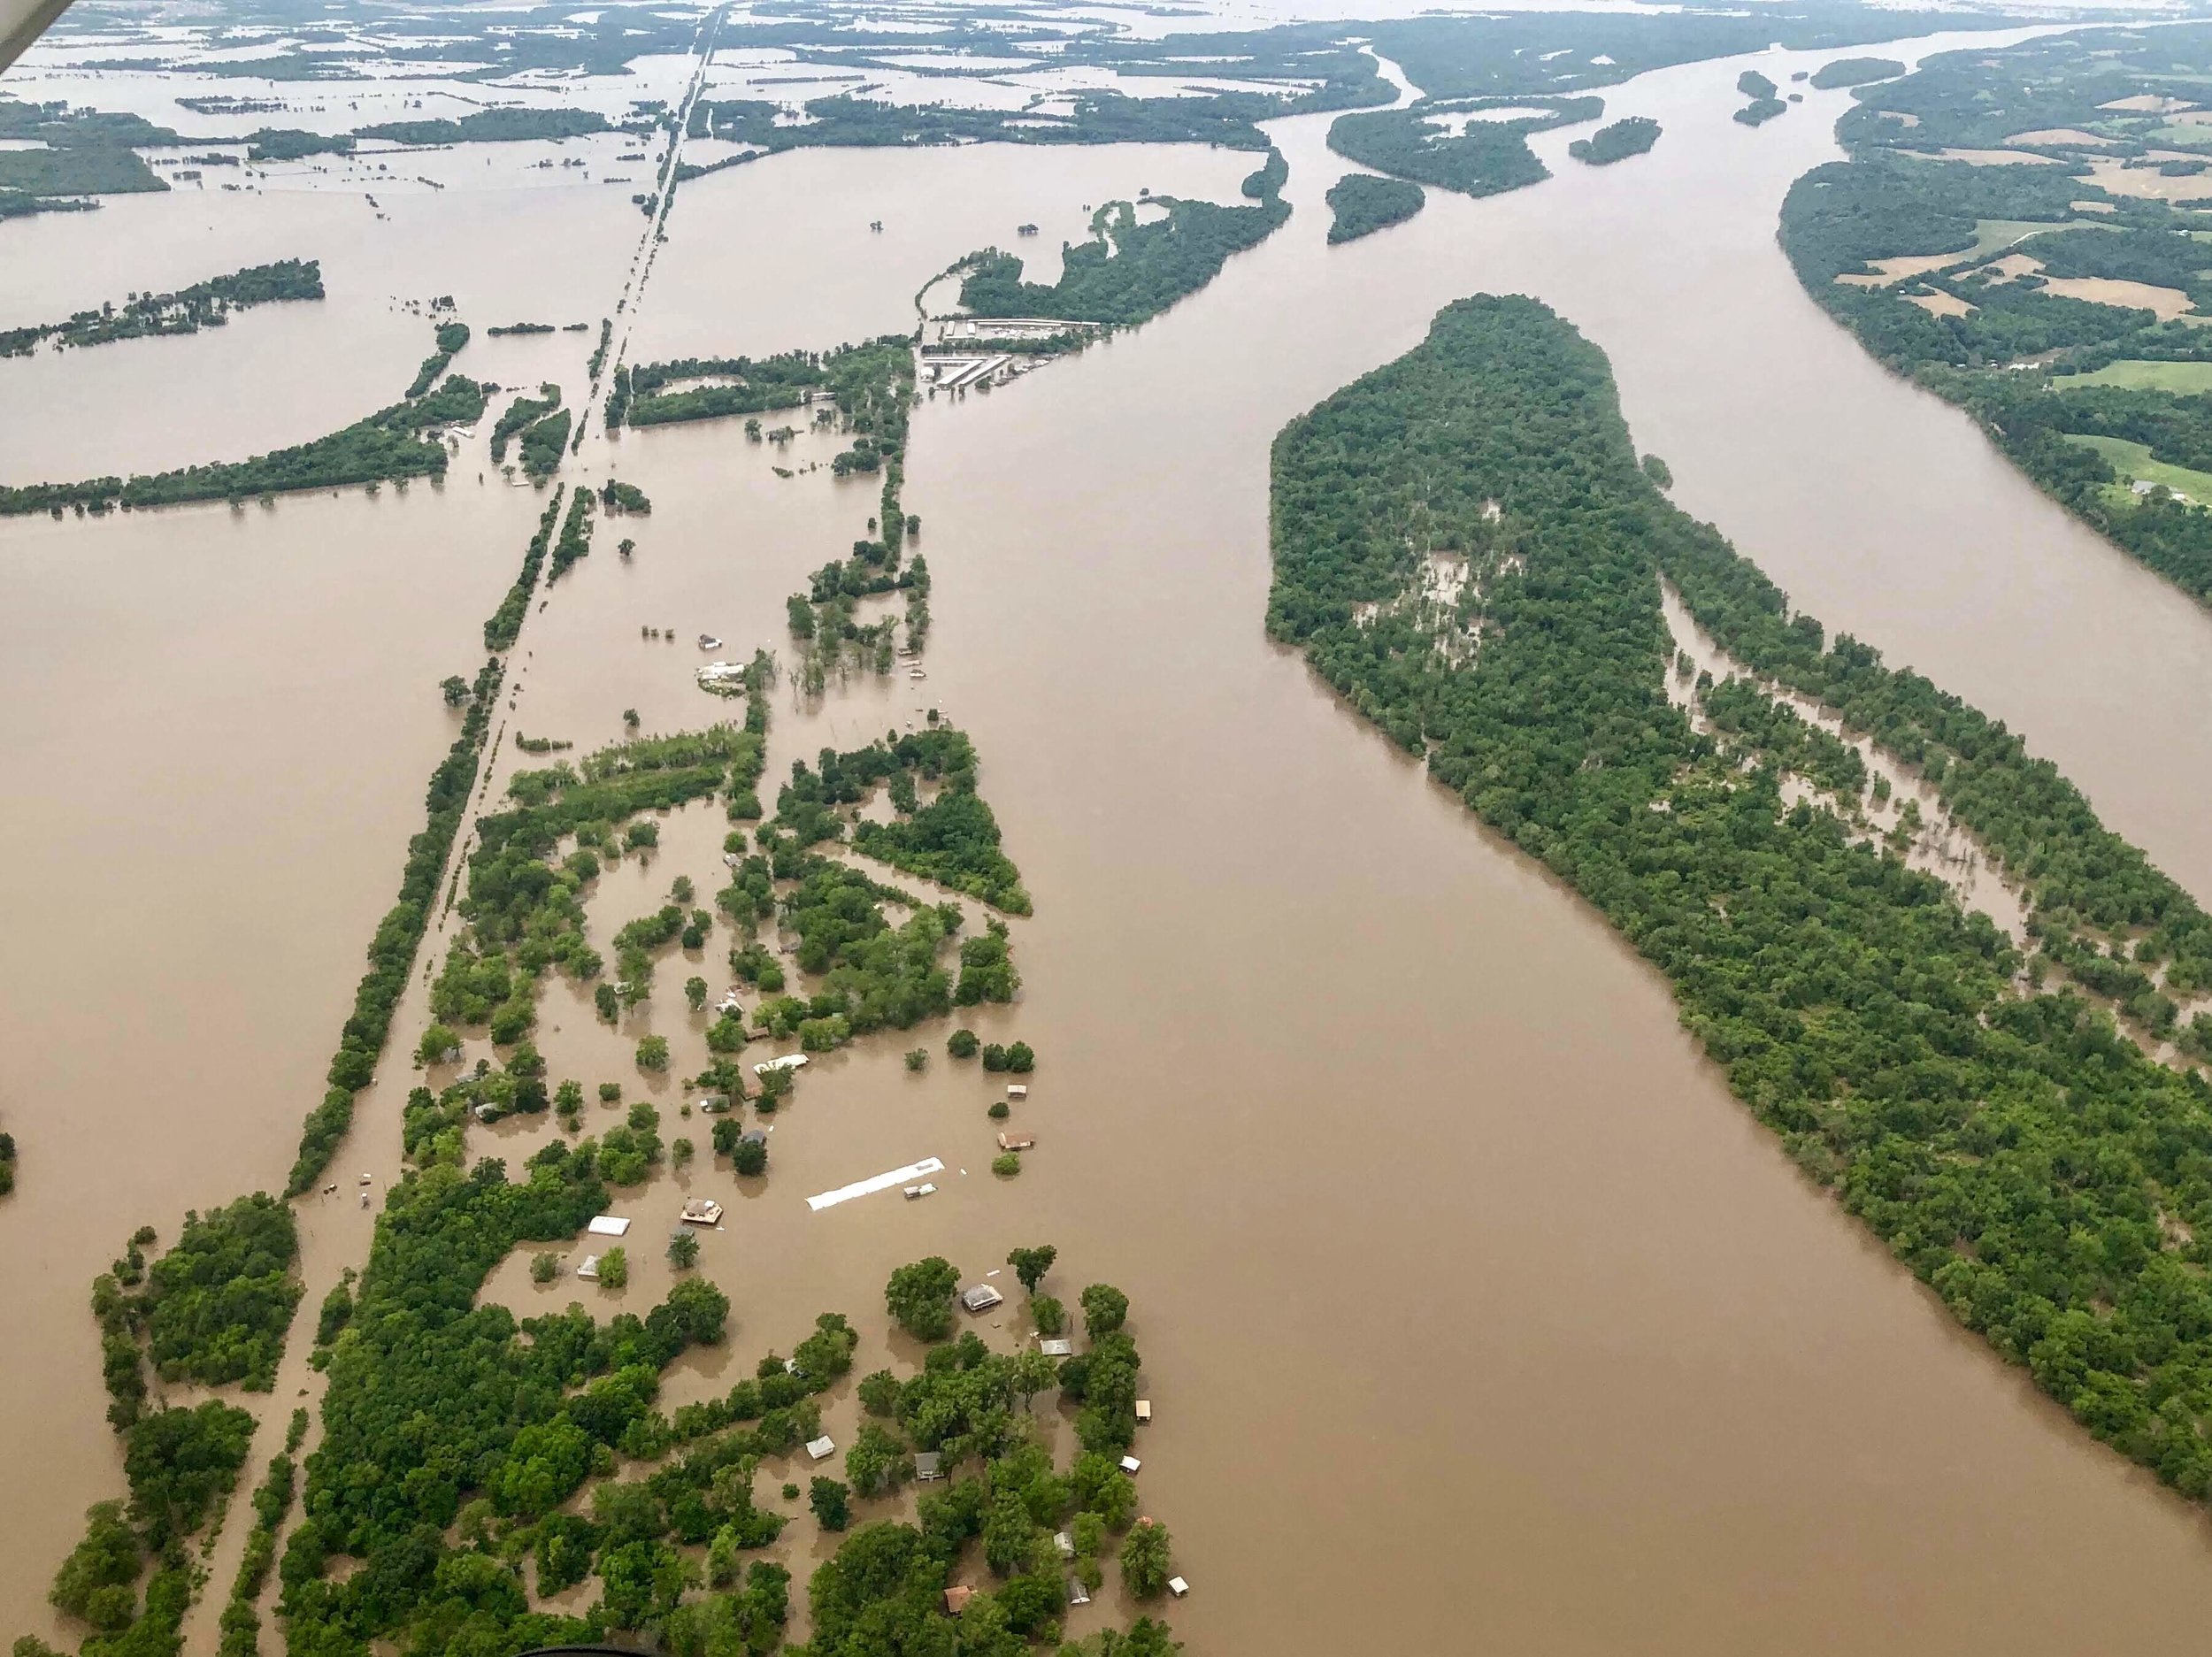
<box><xmin>13</xmin><ymin>23</ymin><xmax>2212</xmax><ymax>1656</ymax></box>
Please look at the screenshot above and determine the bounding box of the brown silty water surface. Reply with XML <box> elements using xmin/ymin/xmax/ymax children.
<box><xmin>13</xmin><ymin>24</ymin><xmax>2212</xmax><ymax>1655</ymax></box>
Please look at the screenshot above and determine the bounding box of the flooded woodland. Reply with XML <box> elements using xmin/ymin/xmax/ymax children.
<box><xmin>17</xmin><ymin>12</ymin><xmax>2212</xmax><ymax>1656</ymax></box>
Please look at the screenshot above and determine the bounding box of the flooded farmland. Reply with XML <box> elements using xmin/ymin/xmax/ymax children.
<box><xmin>12</xmin><ymin>19</ymin><xmax>2212</xmax><ymax>1657</ymax></box>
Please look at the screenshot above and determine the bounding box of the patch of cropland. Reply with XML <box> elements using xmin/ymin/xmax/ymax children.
<box><xmin>1569</xmin><ymin>117</ymin><xmax>1662</xmax><ymax>165</ymax></box>
<box><xmin>1327</xmin><ymin>97</ymin><xmax>1597</xmax><ymax>199</ymax></box>
<box><xmin>1271</xmin><ymin>291</ymin><xmax>2212</xmax><ymax>1504</ymax></box>
<box><xmin>1779</xmin><ymin>24</ymin><xmax>2212</xmax><ymax>602</ymax></box>
<box><xmin>1325</xmin><ymin>173</ymin><xmax>1426</xmax><ymax>242</ymax></box>
<box><xmin>0</xmin><ymin>259</ymin><xmax>323</xmax><ymax>357</ymax></box>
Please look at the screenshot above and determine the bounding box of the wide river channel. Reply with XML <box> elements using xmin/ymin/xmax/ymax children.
<box><xmin>10</xmin><ymin>23</ymin><xmax>2212</xmax><ymax>1653</ymax></box>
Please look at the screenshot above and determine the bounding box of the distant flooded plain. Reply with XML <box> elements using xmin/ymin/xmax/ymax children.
<box><xmin>14</xmin><ymin>27</ymin><xmax>2212</xmax><ymax>1657</ymax></box>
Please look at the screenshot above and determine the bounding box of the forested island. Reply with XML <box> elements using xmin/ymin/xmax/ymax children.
<box><xmin>1569</xmin><ymin>117</ymin><xmax>1661</xmax><ymax>165</ymax></box>
<box><xmin>956</xmin><ymin>156</ymin><xmax>1289</xmax><ymax>327</ymax></box>
<box><xmin>1327</xmin><ymin>97</ymin><xmax>1599</xmax><ymax>198</ymax></box>
<box><xmin>1324</xmin><ymin>173</ymin><xmax>1425</xmax><ymax>243</ymax></box>
<box><xmin>1809</xmin><ymin>57</ymin><xmax>1904</xmax><ymax>89</ymax></box>
<box><xmin>1271</xmin><ymin>290</ymin><xmax>2212</xmax><ymax>1507</ymax></box>
<box><xmin>0</xmin><ymin>260</ymin><xmax>323</xmax><ymax>357</ymax></box>
<box><xmin>1779</xmin><ymin>26</ymin><xmax>2212</xmax><ymax>602</ymax></box>
<box><xmin>1734</xmin><ymin>70</ymin><xmax>1787</xmax><ymax>126</ymax></box>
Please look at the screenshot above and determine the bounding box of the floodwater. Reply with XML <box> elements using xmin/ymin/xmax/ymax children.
<box><xmin>12</xmin><ymin>21</ymin><xmax>2212</xmax><ymax>1657</ymax></box>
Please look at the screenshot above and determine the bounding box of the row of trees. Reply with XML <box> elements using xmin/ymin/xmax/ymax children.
<box><xmin>0</xmin><ymin>257</ymin><xmax>323</xmax><ymax>358</ymax></box>
<box><xmin>1</xmin><ymin>361</ymin><xmax>485</xmax><ymax>518</ymax></box>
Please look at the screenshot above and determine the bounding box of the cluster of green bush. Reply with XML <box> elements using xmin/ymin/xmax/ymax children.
<box><xmin>432</xmin><ymin>723</ymin><xmax>764</xmax><ymax>1047</ymax></box>
<box><xmin>773</xmin><ymin>725</ymin><xmax>1032</xmax><ymax>913</ymax></box>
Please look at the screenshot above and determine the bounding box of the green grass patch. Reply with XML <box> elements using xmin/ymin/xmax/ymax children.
<box><xmin>2055</xmin><ymin>357</ymin><xmax>2212</xmax><ymax>391</ymax></box>
<box><xmin>2071</xmin><ymin>433</ymin><xmax>2212</xmax><ymax>504</ymax></box>
<box><xmin>1969</xmin><ymin>216</ymin><xmax>2114</xmax><ymax>257</ymax></box>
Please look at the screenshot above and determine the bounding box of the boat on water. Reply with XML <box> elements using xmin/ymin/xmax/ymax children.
<box><xmin>909</xmin><ymin>668</ymin><xmax>927</xmax><ymax>680</ymax></box>
<box><xmin>697</xmin><ymin>633</ymin><xmax>723</xmax><ymax>650</ymax></box>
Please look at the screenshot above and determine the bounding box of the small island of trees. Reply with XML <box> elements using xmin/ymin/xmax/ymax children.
<box><xmin>1568</xmin><ymin>116</ymin><xmax>1661</xmax><ymax>165</ymax></box>
<box><xmin>1323</xmin><ymin>173</ymin><xmax>1425</xmax><ymax>242</ymax></box>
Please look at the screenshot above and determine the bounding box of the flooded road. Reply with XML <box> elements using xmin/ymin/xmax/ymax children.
<box><xmin>11</xmin><ymin>23</ymin><xmax>2212</xmax><ymax>1655</ymax></box>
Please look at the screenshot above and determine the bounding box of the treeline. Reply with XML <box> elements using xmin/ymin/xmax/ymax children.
<box><xmin>485</xmin><ymin>491</ymin><xmax>565</xmax><ymax>650</ymax></box>
<box><xmin>0</xmin><ymin>258</ymin><xmax>323</xmax><ymax>357</ymax></box>
<box><xmin>1809</xmin><ymin>56</ymin><xmax>1901</xmax><ymax>89</ymax></box>
<box><xmin>619</xmin><ymin>350</ymin><xmax>829</xmax><ymax>426</ymax></box>
<box><xmin>287</xmin><ymin>655</ymin><xmax>503</xmax><ymax>1194</ymax></box>
<box><xmin>354</xmin><ymin>107</ymin><xmax>608</xmax><ymax>145</ymax></box>
<box><xmin>214</xmin><ymin>1417</ymin><xmax>304</xmax><ymax>1657</ymax></box>
<box><xmin>1270</xmin><ymin>291</ymin><xmax>2212</xmax><ymax>1506</ymax></box>
<box><xmin>0</xmin><ymin>372</ymin><xmax>486</xmax><ymax>518</ymax></box>
<box><xmin>1778</xmin><ymin>27</ymin><xmax>2212</xmax><ymax>602</ymax></box>
<box><xmin>1569</xmin><ymin>116</ymin><xmax>1660</xmax><ymax>165</ymax></box>
<box><xmin>1325</xmin><ymin>173</ymin><xmax>1425</xmax><ymax>243</ymax></box>
<box><xmin>244</xmin><ymin>128</ymin><xmax>353</xmax><ymax>161</ymax></box>
<box><xmin>1326</xmin><ymin>97</ymin><xmax>1598</xmax><ymax>197</ymax></box>
<box><xmin>956</xmin><ymin>187</ymin><xmax>1289</xmax><ymax>328</ymax></box>
<box><xmin>405</xmin><ymin>319</ymin><xmax>471</xmax><ymax>397</ymax></box>
<box><xmin>549</xmin><ymin>485</ymin><xmax>595</xmax><ymax>580</ymax></box>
